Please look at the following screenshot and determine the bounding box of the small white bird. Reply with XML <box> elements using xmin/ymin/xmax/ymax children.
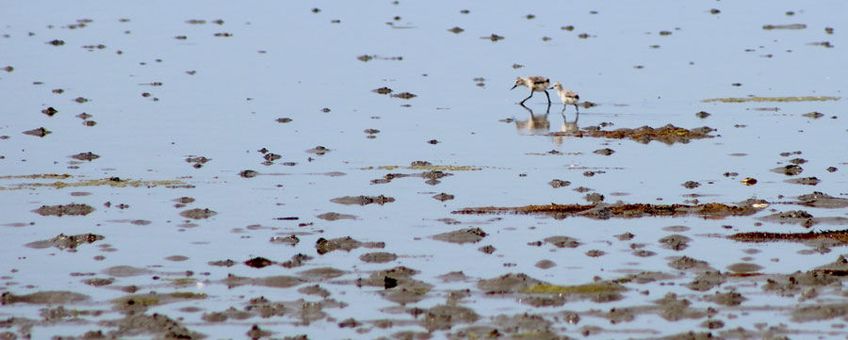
<box><xmin>511</xmin><ymin>76</ymin><xmax>551</xmax><ymax>105</ymax></box>
<box><xmin>551</xmin><ymin>82</ymin><xmax>580</xmax><ymax>112</ymax></box>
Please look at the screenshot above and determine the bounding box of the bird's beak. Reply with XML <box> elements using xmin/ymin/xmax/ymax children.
<box><xmin>548</xmin><ymin>86</ymin><xmax>554</xmax><ymax>90</ymax></box>
<box><xmin>510</xmin><ymin>84</ymin><xmax>518</xmax><ymax>90</ymax></box>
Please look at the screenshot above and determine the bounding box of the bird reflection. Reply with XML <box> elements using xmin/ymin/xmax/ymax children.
<box><xmin>553</xmin><ymin>110</ymin><xmax>580</xmax><ymax>146</ymax></box>
<box><xmin>515</xmin><ymin>103</ymin><xmax>551</xmax><ymax>135</ymax></box>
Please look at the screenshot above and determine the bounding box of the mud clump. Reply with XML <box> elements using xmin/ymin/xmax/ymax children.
<box><xmin>422</xmin><ymin>305</ymin><xmax>479</xmax><ymax>331</ymax></box>
<box><xmin>432</xmin><ymin>227</ymin><xmax>487</xmax><ymax>244</ymax></box>
<box><xmin>543</xmin><ymin>236</ymin><xmax>581</xmax><ymax>248</ymax></box>
<box><xmin>655</xmin><ymin>293</ymin><xmax>706</xmax><ymax>321</ymax></box>
<box><xmin>330</xmin><ymin>195</ymin><xmax>395</xmax><ymax>206</ymax></box>
<box><xmin>270</xmin><ymin>234</ymin><xmax>300</xmax><ymax>246</ymax></box>
<box><xmin>668</xmin><ymin>256</ymin><xmax>711</xmax><ymax>271</ymax></box>
<box><xmin>316</xmin><ymin>237</ymin><xmax>362</xmax><ymax>255</ymax></box>
<box><xmin>180</xmin><ymin>208</ymin><xmax>217</xmax><ymax>219</ymax></box>
<box><xmin>23</xmin><ymin>127</ymin><xmax>51</xmax><ymax>137</ymax></box>
<box><xmin>727</xmin><ymin>262</ymin><xmax>762</xmax><ymax>274</ymax></box>
<box><xmin>306</xmin><ymin>145</ymin><xmax>330</xmax><ymax>155</ymax></box>
<box><xmin>373</xmin><ymin>87</ymin><xmax>392</xmax><ymax>94</ymax></box>
<box><xmin>359</xmin><ymin>252</ymin><xmax>398</xmax><ymax>263</ymax></box>
<box><xmin>244</xmin><ymin>257</ymin><xmax>274</xmax><ymax>269</ymax></box>
<box><xmin>681</xmin><ymin>181</ymin><xmax>701</xmax><ymax>189</ymax></box>
<box><xmin>708</xmin><ymin>291</ymin><xmax>746</xmax><ymax>306</ymax></box>
<box><xmin>239</xmin><ymin>170</ymin><xmax>258</xmax><ymax>178</ymax></box>
<box><xmin>33</xmin><ymin>203</ymin><xmax>94</xmax><ymax>216</ymax></box>
<box><xmin>659</xmin><ymin>234</ymin><xmax>691</xmax><ymax>250</ymax></box>
<box><xmin>432</xmin><ymin>193</ymin><xmax>455</xmax><ymax>201</ymax></box>
<box><xmin>793</xmin><ymin>304</ymin><xmax>848</xmax><ymax>322</ymax></box>
<box><xmin>594</xmin><ymin>148</ymin><xmax>615</xmax><ymax>156</ymax></box>
<box><xmin>549</xmin><ymin>124</ymin><xmax>715</xmax><ymax>144</ymax></box>
<box><xmin>549</xmin><ymin>179</ymin><xmax>571</xmax><ymax>188</ymax></box>
<box><xmin>317</xmin><ymin>212</ymin><xmax>357</xmax><ymax>221</ymax></box>
<box><xmin>454</xmin><ymin>199</ymin><xmax>766</xmax><ymax>220</ymax></box>
<box><xmin>71</xmin><ymin>152</ymin><xmax>100</xmax><ymax>161</ymax></box>
<box><xmin>26</xmin><ymin>233</ymin><xmax>104</xmax><ymax>250</ymax></box>
<box><xmin>772</xmin><ymin>164</ymin><xmax>803</xmax><ymax>176</ymax></box>
<box><xmin>391</xmin><ymin>92</ymin><xmax>416</xmax><ymax>100</ymax></box>
<box><xmin>687</xmin><ymin>271</ymin><xmax>726</xmax><ymax>291</ymax></box>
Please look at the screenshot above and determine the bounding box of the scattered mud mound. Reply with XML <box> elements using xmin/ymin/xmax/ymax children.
<box><xmin>549</xmin><ymin>124</ymin><xmax>715</xmax><ymax>144</ymax></box>
<box><xmin>729</xmin><ymin>229</ymin><xmax>848</xmax><ymax>244</ymax></box>
<box><xmin>454</xmin><ymin>199</ymin><xmax>767</xmax><ymax>219</ymax></box>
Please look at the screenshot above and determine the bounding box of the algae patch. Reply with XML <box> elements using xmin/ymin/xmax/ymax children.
<box><xmin>702</xmin><ymin>96</ymin><xmax>840</xmax><ymax>103</ymax></box>
<box><xmin>1</xmin><ymin>176</ymin><xmax>190</xmax><ymax>191</ymax></box>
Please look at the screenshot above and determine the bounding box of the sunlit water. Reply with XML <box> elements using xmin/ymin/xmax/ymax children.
<box><xmin>1</xmin><ymin>0</ymin><xmax>847</xmax><ymax>338</ymax></box>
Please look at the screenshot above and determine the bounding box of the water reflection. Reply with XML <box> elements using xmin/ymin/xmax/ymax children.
<box><xmin>553</xmin><ymin>110</ymin><xmax>580</xmax><ymax>146</ymax></box>
<box><xmin>514</xmin><ymin>103</ymin><xmax>551</xmax><ymax>135</ymax></box>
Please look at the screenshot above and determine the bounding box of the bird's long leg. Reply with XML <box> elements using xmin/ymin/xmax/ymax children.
<box><xmin>544</xmin><ymin>90</ymin><xmax>552</xmax><ymax>105</ymax></box>
<box><xmin>520</xmin><ymin>90</ymin><xmax>534</xmax><ymax>105</ymax></box>
<box><xmin>561</xmin><ymin>103</ymin><xmax>567</xmax><ymax>115</ymax></box>
<box><xmin>574</xmin><ymin>103</ymin><xmax>580</xmax><ymax>113</ymax></box>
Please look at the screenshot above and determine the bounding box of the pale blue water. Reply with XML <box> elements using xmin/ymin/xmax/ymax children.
<box><xmin>1</xmin><ymin>0</ymin><xmax>847</xmax><ymax>338</ymax></box>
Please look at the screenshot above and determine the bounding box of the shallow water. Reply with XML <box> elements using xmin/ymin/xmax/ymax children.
<box><xmin>2</xmin><ymin>1</ymin><xmax>848</xmax><ymax>338</ymax></box>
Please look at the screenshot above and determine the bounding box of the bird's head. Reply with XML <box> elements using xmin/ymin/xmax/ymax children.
<box><xmin>510</xmin><ymin>77</ymin><xmax>524</xmax><ymax>90</ymax></box>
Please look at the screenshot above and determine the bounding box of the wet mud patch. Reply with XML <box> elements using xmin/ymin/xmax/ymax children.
<box><xmin>454</xmin><ymin>199</ymin><xmax>767</xmax><ymax>219</ymax></box>
<box><xmin>23</xmin><ymin>127</ymin><xmax>51</xmax><ymax>137</ymax></box>
<box><xmin>422</xmin><ymin>304</ymin><xmax>479</xmax><ymax>331</ymax></box>
<box><xmin>794</xmin><ymin>192</ymin><xmax>848</xmax><ymax>209</ymax></box>
<box><xmin>543</xmin><ymin>236</ymin><xmax>581</xmax><ymax>248</ymax></box>
<box><xmin>330</xmin><ymin>195</ymin><xmax>395</xmax><ymax>205</ymax></box>
<box><xmin>180</xmin><ymin>208</ymin><xmax>216</xmax><ymax>219</ymax></box>
<box><xmin>1</xmin><ymin>291</ymin><xmax>89</xmax><ymax>305</ymax></box>
<box><xmin>113</xmin><ymin>292</ymin><xmax>207</xmax><ymax>313</ymax></box>
<box><xmin>103</xmin><ymin>313</ymin><xmax>203</xmax><ymax>338</ymax></box>
<box><xmin>668</xmin><ymin>256</ymin><xmax>713</xmax><ymax>271</ymax></box>
<box><xmin>360</xmin><ymin>252</ymin><xmax>398</xmax><ymax>263</ymax></box>
<box><xmin>317</xmin><ymin>212</ymin><xmax>357</xmax><ymax>221</ymax></box>
<box><xmin>224</xmin><ymin>274</ymin><xmax>302</xmax><ymax>289</ymax></box>
<box><xmin>26</xmin><ymin>233</ymin><xmax>103</xmax><ymax>250</ymax></box>
<box><xmin>477</xmin><ymin>273</ymin><xmax>625</xmax><ymax>303</ymax></box>
<box><xmin>298</xmin><ymin>267</ymin><xmax>346</xmax><ymax>281</ymax></box>
<box><xmin>548</xmin><ymin>124</ymin><xmax>715</xmax><ymax>144</ymax></box>
<box><xmin>101</xmin><ymin>267</ymin><xmax>153</xmax><ymax>280</ymax></box>
<box><xmin>70</xmin><ymin>152</ymin><xmax>100</xmax><ymax>161</ymax></box>
<box><xmin>432</xmin><ymin>227</ymin><xmax>487</xmax><ymax>244</ymax></box>
<box><xmin>762</xmin><ymin>23</ymin><xmax>807</xmax><ymax>30</ymax></box>
<box><xmin>772</xmin><ymin>164</ymin><xmax>803</xmax><ymax>176</ymax></box>
<box><xmin>33</xmin><ymin>203</ymin><xmax>94</xmax><ymax>216</ymax></box>
<box><xmin>758</xmin><ymin>210</ymin><xmax>848</xmax><ymax>228</ymax></box>
<box><xmin>316</xmin><ymin>236</ymin><xmax>382</xmax><ymax>255</ymax></box>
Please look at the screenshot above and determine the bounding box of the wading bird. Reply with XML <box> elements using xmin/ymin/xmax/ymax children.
<box><xmin>511</xmin><ymin>76</ymin><xmax>551</xmax><ymax>105</ymax></box>
<box><xmin>551</xmin><ymin>81</ymin><xmax>580</xmax><ymax>112</ymax></box>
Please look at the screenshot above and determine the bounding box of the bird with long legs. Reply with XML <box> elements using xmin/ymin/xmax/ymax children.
<box><xmin>551</xmin><ymin>81</ymin><xmax>580</xmax><ymax>113</ymax></box>
<box><xmin>511</xmin><ymin>76</ymin><xmax>551</xmax><ymax>105</ymax></box>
